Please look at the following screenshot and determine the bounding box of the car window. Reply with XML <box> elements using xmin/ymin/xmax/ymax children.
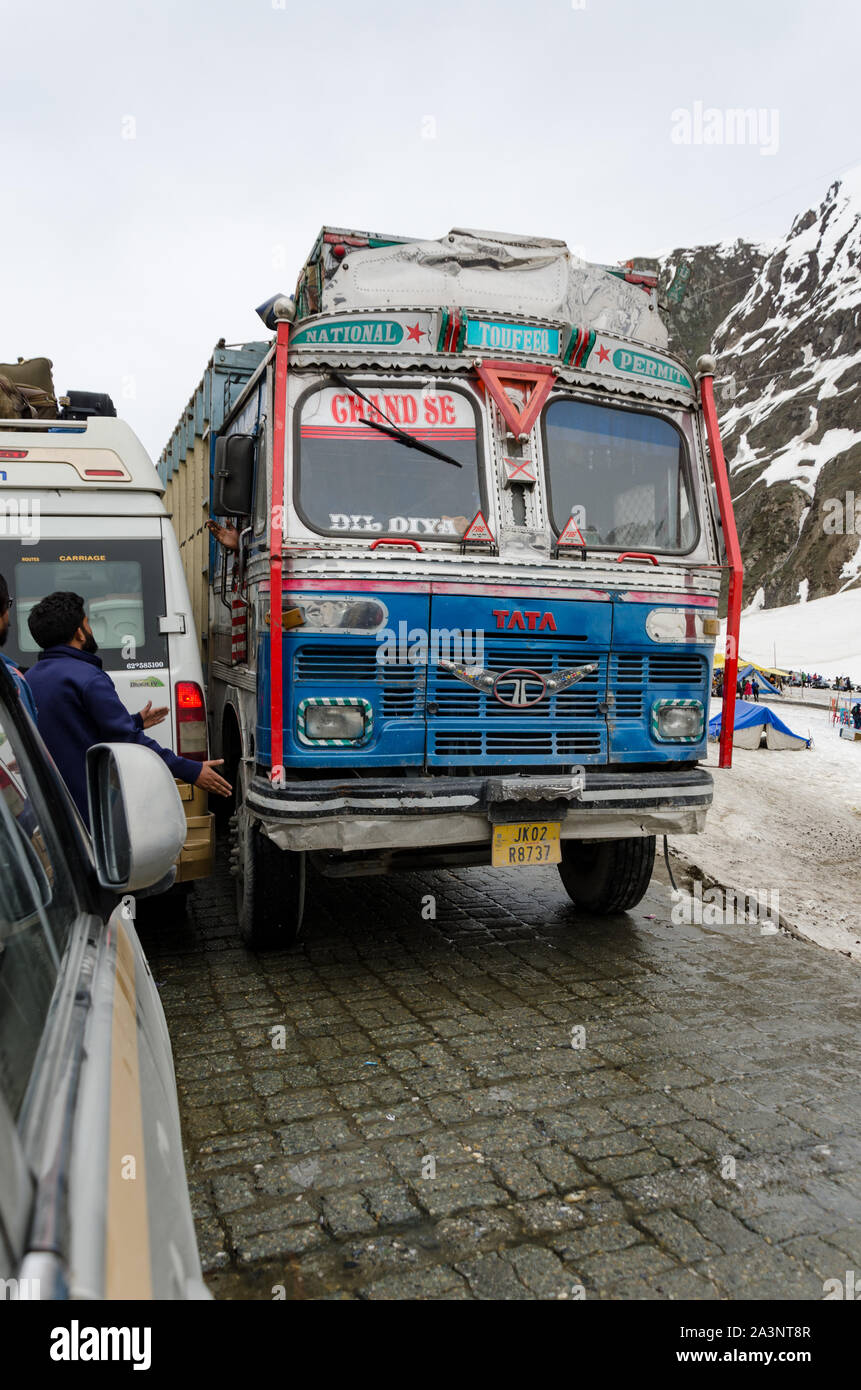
<box><xmin>0</xmin><ymin>711</ymin><xmax>79</xmax><ymax>1118</ymax></box>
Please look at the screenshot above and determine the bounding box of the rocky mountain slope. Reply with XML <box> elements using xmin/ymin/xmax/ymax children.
<box><xmin>655</xmin><ymin>172</ymin><xmax>861</xmax><ymax>608</ymax></box>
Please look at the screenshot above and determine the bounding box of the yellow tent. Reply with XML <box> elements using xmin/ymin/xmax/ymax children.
<box><xmin>713</xmin><ymin>653</ymin><xmax>791</xmax><ymax>677</ymax></box>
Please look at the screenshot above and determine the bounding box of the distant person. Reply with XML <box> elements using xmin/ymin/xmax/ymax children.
<box><xmin>0</xmin><ymin>572</ymin><xmax>38</xmax><ymax>721</ymax></box>
<box><xmin>853</xmin><ymin>704</ymin><xmax>861</xmax><ymax>730</ymax></box>
<box><xmin>751</xmin><ymin>678</ymin><xmax>760</xmax><ymax>702</ymax></box>
<box><xmin>743</xmin><ymin>678</ymin><xmax>753</xmax><ymax>699</ymax></box>
<box><xmin>24</xmin><ymin>591</ymin><xmax>231</xmax><ymax>823</ymax></box>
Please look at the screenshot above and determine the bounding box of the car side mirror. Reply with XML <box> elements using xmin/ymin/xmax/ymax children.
<box><xmin>86</xmin><ymin>743</ymin><xmax>187</xmax><ymax>893</ymax></box>
<box><xmin>213</xmin><ymin>434</ymin><xmax>255</xmax><ymax>517</ymax></box>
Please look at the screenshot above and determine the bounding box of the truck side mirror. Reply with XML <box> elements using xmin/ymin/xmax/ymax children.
<box><xmin>213</xmin><ymin>434</ymin><xmax>255</xmax><ymax>517</ymax></box>
<box><xmin>86</xmin><ymin>743</ymin><xmax>187</xmax><ymax>893</ymax></box>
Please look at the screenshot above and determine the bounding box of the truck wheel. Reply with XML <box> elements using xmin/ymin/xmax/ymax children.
<box><xmin>558</xmin><ymin>836</ymin><xmax>656</xmax><ymax>915</ymax></box>
<box><xmin>233</xmin><ymin>807</ymin><xmax>305</xmax><ymax>949</ymax></box>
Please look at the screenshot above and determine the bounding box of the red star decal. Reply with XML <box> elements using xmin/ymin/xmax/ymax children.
<box><xmin>597</xmin><ymin>344</ymin><xmax>611</xmax><ymax>364</ymax></box>
<box><xmin>406</xmin><ymin>323</ymin><xmax>423</xmax><ymax>342</ymax></box>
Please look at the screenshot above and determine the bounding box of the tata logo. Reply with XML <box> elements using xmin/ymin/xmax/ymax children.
<box><xmin>493</xmin><ymin>667</ymin><xmax>548</xmax><ymax>708</ymax></box>
<box><xmin>492</xmin><ymin>609</ymin><xmax>557</xmax><ymax>632</ymax></box>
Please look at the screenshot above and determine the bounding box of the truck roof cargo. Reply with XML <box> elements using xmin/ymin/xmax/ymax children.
<box><xmin>290</xmin><ymin>226</ymin><xmax>667</xmax><ymax>349</ymax></box>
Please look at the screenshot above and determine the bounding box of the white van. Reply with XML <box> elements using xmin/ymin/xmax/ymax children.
<box><xmin>0</xmin><ymin>413</ymin><xmax>214</xmax><ymax>886</ymax></box>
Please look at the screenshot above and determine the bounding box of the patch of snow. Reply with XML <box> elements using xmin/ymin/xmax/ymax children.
<box><xmin>722</xmin><ymin>588</ymin><xmax>861</xmax><ymax>677</ymax></box>
<box><xmin>839</xmin><ymin>538</ymin><xmax>861</xmax><ymax>588</ymax></box>
<box><xmin>797</xmin><ymin>577</ymin><xmax>809</xmax><ymax>603</ymax></box>
<box><xmin>675</xmin><ymin>699</ymin><xmax>861</xmax><ymax>960</ymax></box>
<box><xmin>758</xmin><ymin>427</ymin><xmax>861</xmax><ymax>499</ymax></box>
<box><xmin>742</xmin><ymin>586</ymin><xmax>766</xmax><ymax>615</ymax></box>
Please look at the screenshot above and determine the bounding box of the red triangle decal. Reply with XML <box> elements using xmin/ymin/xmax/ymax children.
<box><xmin>558</xmin><ymin>513</ymin><xmax>587</xmax><ymax>547</ymax></box>
<box><xmin>462</xmin><ymin>510</ymin><xmax>495</xmax><ymax>543</ymax></box>
<box><xmin>475</xmin><ymin>360</ymin><xmax>556</xmax><ymax>437</ymax></box>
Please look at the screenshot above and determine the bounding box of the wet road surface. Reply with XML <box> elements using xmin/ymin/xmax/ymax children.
<box><xmin>139</xmin><ymin>847</ymin><xmax>861</xmax><ymax>1300</ymax></box>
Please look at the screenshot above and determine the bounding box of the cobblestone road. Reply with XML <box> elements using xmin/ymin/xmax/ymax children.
<box><xmin>139</xmin><ymin>847</ymin><xmax>861</xmax><ymax>1301</ymax></box>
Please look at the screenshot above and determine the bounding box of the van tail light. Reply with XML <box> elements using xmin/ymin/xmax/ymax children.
<box><xmin>175</xmin><ymin>680</ymin><xmax>207</xmax><ymax>760</ymax></box>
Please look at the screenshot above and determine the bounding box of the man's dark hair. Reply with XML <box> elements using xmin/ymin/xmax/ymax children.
<box><xmin>27</xmin><ymin>591</ymin><xmax>86</xmax><ymax>650</ymax></box>
<box><xmin>0</xmin><ymin>573</ymin><xmax>8</xmax><ymax>615</ymax></box>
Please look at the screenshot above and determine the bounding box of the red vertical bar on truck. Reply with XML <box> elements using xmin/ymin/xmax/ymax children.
<box><xmin>269</xmin><ymin>320</ymin><xmax>290</xmax><ymax>781</ymax></box>
<box><xmin>699</xmin><ymin>371</ymin><xmax>743</xmax><ymax>770</ymax></box>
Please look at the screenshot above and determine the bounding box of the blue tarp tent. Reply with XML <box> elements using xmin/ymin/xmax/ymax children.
<box><xmin>736</xmin><ymin>665</ymin><xmax>781</xmax><ymax>697</ymax></box>
<box><xmin>708</xmin><ymin>701</ymin><xmax>811</xmax><ymax>750</ymax></box>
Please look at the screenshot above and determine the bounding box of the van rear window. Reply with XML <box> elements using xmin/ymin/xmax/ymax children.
<box><xmin>0</xmin><ymin>539</ymin><xmax>168</xmax><ymax>669</ymax></box>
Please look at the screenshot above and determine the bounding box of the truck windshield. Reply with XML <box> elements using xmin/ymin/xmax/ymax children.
<box><xmin>296</xmin><ymin>385</ymin><xmax>484</xmax><ymax>540</ymax></box>
<box><xmin>543</xmin><ymin>399</ymin><xmax>697</xmax><ymax>553</ymax></box>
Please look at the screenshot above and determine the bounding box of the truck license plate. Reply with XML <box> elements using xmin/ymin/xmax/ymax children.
<box><xmin>492</xmin><ymin>821</ymin><xmax>561</xmax><ymax>867</ymax></box>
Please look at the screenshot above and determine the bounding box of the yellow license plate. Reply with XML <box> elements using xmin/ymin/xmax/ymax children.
<box><xmin>492</xmin><ymin>821</ymin><xmax>562</xmax><ymax>867</ymax></box>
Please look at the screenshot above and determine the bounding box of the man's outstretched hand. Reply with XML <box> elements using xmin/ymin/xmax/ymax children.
<box><xmin>139</xmin><ymin>700</ymin><xmax>168</xmax><ymax>729</ymax></box>
<box><xmin>206</xmin><ymin>519</ymin><xmax>240</xmax><ymax>552</ymax></box>
<box><xmin>195</xmin><ymin>759</ymin><xmax>233</xmax><ymax>797</ymax></box>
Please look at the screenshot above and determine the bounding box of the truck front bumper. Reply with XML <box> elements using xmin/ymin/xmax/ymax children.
<box><xmin>246</xmin><ymin>768</ymin><xmax>713</xmax><ymax>854</ymax></box>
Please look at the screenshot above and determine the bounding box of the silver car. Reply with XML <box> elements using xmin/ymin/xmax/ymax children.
<box><xmin>0</xmin><ymin>660</ymin><xmax>209</xmax><ymax>1299</ymax></box>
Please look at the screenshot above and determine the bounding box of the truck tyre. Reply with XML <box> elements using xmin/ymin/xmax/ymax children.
<box><xmin>233</xmin><ymin>807</ymin><xmax>305</xmax><ymax>949</ymax></box>
<box><xmin>558</xmin><ymin>835</ymin><xmax>656</xmax><ymax>915</ymax></box>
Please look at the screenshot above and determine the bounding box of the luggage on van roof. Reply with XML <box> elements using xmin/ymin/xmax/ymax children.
<box><xmin>0</xmin><ymin>357</ymin><xmax>116</xmax><ymax>421</ymax></box>
<box><xmin>0</xmin><ymin>356</ymin><xmax>58</xmax><ymax>419</ymax></box>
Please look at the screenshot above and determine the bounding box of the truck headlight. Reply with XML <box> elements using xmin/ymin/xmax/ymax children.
<box><xmin>646</xmin><ymin>608</ymin><xmax>717</xmax><ymax>643</ymax></box>
<box><xmin>651</xmin><ymin>699</ymin><xmax>704</xmax><ymax>742</ymax></box>
<box><xmin>298</xmin><ymin>698</ymin><xmax>373</xmax><ymax>745</ymax></box>
<box><xmin>292</xmin><ymin>596</ymin><xmax>388</xmax><ymax>632</ymax></box>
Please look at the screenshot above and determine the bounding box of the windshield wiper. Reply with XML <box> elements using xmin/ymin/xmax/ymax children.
<box><xmin>328</xmin><ymin>373</ymin><xmax>463</xmax><ymax>469</ymax></box>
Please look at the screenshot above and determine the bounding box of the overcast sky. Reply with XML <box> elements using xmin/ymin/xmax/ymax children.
<box><xmin>2</xmin><ymin>0</ymin><xmax>860</xmax><ymax>455</ymax></box>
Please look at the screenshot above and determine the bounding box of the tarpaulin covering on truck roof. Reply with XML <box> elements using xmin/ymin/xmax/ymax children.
<box><xmin>300</xmin><ymin>228</ymin><xmax>669</xmax><ymax>350</ymax></box>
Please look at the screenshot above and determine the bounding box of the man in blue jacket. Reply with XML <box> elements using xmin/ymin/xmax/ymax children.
<box><xmin>25</xmin><ymin>590</ymin><xmax>231</xmax><ymax>823</ymax></box>
<box><xmin>0</xmin><ymin>571</ymin><xmax>38</xmax><ymax>722</ymax></box>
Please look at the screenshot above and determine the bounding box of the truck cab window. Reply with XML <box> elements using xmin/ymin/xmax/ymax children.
<box><xmin>543</xmin><ymin>399</ymin><xmax>698</xmax><ymax>554</ymax></box>
<box><xmin>253</xmin><ymin>428</ymin><xmax>269</xmax><ymax>536</ymax></box>
<box><xmin>295</xmin><ymin>385</ymin><xmax>484</xmax><ymax>540</ymax></box>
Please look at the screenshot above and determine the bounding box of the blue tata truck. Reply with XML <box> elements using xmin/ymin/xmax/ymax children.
<box><xmin>160</xmin><ymin>226</ymin><xmax>742</xmax><ymax>948</ymax></box>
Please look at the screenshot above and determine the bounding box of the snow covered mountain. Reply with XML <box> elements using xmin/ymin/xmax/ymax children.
<box><xmin>656</xmin><ymin>171</ymin><xmax>861</xmax><ymax>608</ymax></box>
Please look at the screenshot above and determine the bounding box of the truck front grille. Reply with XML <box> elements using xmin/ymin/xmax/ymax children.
<box><xmin>292</xmin><ymin>639</ymin><xmax>707</xmax><ymax>766</ymax></box>
<box><xmin>432</xmin><ymin>729</ymin><xmax>603</xmax><ymax>758</ymax></box>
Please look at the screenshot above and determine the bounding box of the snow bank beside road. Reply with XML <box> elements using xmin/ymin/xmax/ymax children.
<box><xmin>722</xmin><ymin>588</ymin><xmax>861</xmax><ymax>680</ymax></box>
<box><xmin>673</xmin><ymin>701</ymin><xmax>861</xmax><ymax>961</ymax></box>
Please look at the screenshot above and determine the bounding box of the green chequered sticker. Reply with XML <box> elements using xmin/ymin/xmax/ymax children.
<box><xmin>297</xmin><ymin>696</ymin><xmax>374</xmax><ymax>747</ymax></box>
